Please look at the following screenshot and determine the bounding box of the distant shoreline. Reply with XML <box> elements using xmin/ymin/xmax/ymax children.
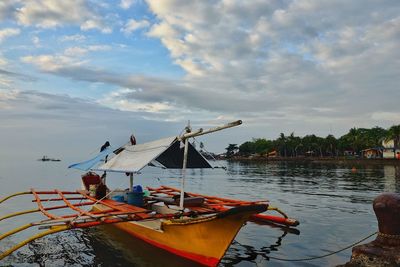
<box><xmin>227</xmin><ymin>156</ymin><xmax>400</xmax><ymax>166</ymax></box>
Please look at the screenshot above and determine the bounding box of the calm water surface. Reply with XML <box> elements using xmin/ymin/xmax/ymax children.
<box><xmin>1</xmin><ymin>156</ymin><xmax>399</xmax><ymax>266</ymax></box>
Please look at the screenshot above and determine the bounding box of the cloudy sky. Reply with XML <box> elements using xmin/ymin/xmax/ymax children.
<box><xmin>0</xmin><ymin>0</ymin><xmax>399</xmax><ymax>156</ymax></box>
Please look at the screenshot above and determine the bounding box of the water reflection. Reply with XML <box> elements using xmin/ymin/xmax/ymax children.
<box><xmin>225</xmin><ymin>160</ymin><xmax>400</xmax><ymax>200</ymax></box>
<box><xmin>222</xmin><ymin>230</ymin><xmax>290</xmax><ymax>266</ymax></box>
<box><xmin>383</xmin><ymin>165</ymin><xmax>400</xmax><ymax>192</ymax></box>
<box><xmin>7</xmin><ymin>230</ymin><xmax>96</xmax><ymax>267</ymax></box>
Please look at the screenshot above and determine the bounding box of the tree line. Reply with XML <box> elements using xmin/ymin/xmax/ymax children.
<box><xmin>225</xmin><ymin>125</ymin><xmax>400</xmax><ymax>158</ymax></box>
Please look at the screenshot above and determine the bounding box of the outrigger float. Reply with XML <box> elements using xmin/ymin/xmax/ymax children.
<box><xmin>0</xmin><ymin>120</ymin><xmax>298</xmax><ymax>266</ymax></box>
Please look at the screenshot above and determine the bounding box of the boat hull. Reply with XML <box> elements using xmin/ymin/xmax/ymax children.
<box><xmin>94</xmin><ymin>202</ymin><xmax>267</xmax><ymax>266</ymax></box>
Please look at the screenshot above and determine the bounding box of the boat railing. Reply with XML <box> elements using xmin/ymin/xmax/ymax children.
<box><xmin>0</xmin><ymin>189</ymin><xmax>203</xmax><ymax>260</ymax></box>
<box><xmin>147</xmin><ymin>186</ymin><xmax>299</xmax><ymax>227</ymax></box>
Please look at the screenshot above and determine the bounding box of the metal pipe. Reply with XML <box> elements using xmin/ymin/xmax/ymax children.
<box><xmin>130</xmin><ymin>173</ymin><xmax>133</xmax><ymax>191</ymax></box>
<box><xmin>32</xmin><ymin>197</ymin><xmax>86</xmax><ymax>202</ymax></box>
<box><xmin>0</xmin><ymin>208</ymin><xmax>39</xmax><ymax>222</ymax></box>
<box><xmin>179</xmin><ymin>137</ymin><xmax>189</xmax><ymax>209</ymax></box>
<box><xmin>0</xmin><ymin>223</ymin><xmax>32</xmax><ymax>241</ymax></box>
<box><xmin>0</xmin><ymin>191</ymin><xmax>31</xmax><ymax>204</ymax></box>
<box><xmin>32</xmin><ymin>210</ymin><xmax>153</xmax><ymax>226</ymax></box>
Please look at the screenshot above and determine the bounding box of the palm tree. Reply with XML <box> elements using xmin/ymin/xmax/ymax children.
<box><xmin>287</xmin><ymin>132</ymin><xmax>297</xmax><ymax>157</ymax></box>
<box><xmin>325</xmin><ymin>134</ymin><xmax>337</xmax><ymax>157</ymax></box>
<box><xmin>225</xmin><ymin>144</ymin><xmax>239</xmax><ymax>158</ymax></box>
<box><xmin>346</xmin><ymin>128</ymin><xmax>361</xmax><ymax>155</ymax></box>
<box><xmin>277</xmin><ymin>133</ymin><xmax>287</xmax><ymax>157</ymax></box>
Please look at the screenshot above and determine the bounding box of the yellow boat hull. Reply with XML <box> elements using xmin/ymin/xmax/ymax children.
<box><xmin>94</xmin><ymin>203</ymin><xmax>267</xmax><ymax>266</ymax></box>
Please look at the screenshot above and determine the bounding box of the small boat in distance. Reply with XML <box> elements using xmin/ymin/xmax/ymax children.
<box><xmin>1</xmin><ymin>120</ymin><xmax>298</xmax><ymax>266</ymax></box>
<box><xmin>38</xmin><ymin>155</ymin><xmax>61</xmax><ymax>162</ymax></box>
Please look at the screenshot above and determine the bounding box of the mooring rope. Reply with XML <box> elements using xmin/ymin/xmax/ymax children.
<box><xmin>266</xmin><ymin>231</ymin><xmax>377</xmax><ymax>262</ymax></box>
<box><xmin>192</xmin><ymin>137</ymin><xmax>220</xmax><ymax>164</ymax></box>
<box><xmin>377</xmin><ymin>232</ymin><xmax>400</xmax><ymax>239</ymax></box>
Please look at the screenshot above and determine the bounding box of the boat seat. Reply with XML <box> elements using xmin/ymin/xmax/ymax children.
<box><xmin>151</xmin><ymin>196</ymin><xmax>205</xmax><ymax>207</ymax></box>
<box><xmin>151</xmin><ymin>202</ymin><xmax>180</xmax><ymax>214</ymax></box>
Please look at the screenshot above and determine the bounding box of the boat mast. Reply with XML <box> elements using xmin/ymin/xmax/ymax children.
<box><xmin>179</xmin><ymin>120</ymin><xmax>242</xmax><ymax>210</ymax></box>
<box><xmin>180</xmin><ymin>136</ymin><xmax>189</xmax><ymax>209</ymax></box>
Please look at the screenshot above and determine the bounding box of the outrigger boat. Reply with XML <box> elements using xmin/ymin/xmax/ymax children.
<box><xmin>0</xmin><ymin>120</ymin><xmax>298</xmax><ymax>266</ymax></box>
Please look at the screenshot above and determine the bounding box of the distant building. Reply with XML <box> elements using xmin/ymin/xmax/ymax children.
<box><xmin>382</xmin><ymin>139</ymin><xmax>400</xmax><ymax>159</ymax></box>
<box><xmin>361</xmin><ymin>148</ymin><xmax>383</xmax><ymax>159</ymax></box>
<box><xmin>305</xmin><ymin>150</ymin><xmax>315</xmax><ymax>156</ymax></box>
<box><xmin>344</xmin><ymin>150</ymin><xmax>356</xmax><ymax>156</ymax></box>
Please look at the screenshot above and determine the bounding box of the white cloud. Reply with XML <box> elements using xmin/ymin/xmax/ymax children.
<box><xmin>64</xmin><ymin>45</ymin><xmax>111</xmax><ymax>56</ymax></box>
<box><xmin>139</xmin><ymin>0</ymin><xmax>400</xmax><ymax>131</ymax></box>
<box><xmin>120</xmin><ymin>0</ymin><xmax>135</xmax><ymax>9</ymax></box>
<box><xmin>21</xmin><ymin>55</ymin><xmax>85</xmax><ymax>72</ymax></box>
<box><xmin>15</xmin><ymin>0</ymin><xmax>112</xmax><ymax>33</ymax></box>
<box><xmin>17</xmin><ymin>0</ymin><xmax>89</xmax><ymax>28</ymax></box>
<box><xmin>22</xmin><ymin>43</ymin><xmax>111</xmax><ymax>70</ymax></box>
<box><xmin>100</xmin><ymin>91</ymin><xmax>173</xmax><ymax>113</ymax></box>
<box><xmin>0</xmin><ymin>28</ymin><xmax>20</xmax><ymax>43</ymax></box>
<box><xmin>64</xmin><ymin>47</ymin><xmax>88</xmax><ymax>57</ymax></box>
<box><xmin>174</xmin><ymin>58</ymin><xmax>204</xmax><ymax>76</ymax></box>
<box><xmin>59</xmin><ymin>34</ymin><xmax>86</xmax><ymax>42</ymax></box>
<box><xmin>121</xmin><ymin>19</ymin><xmax>150</xmax><ymax>34</ymax></box>
<box><xmin>371</xmin><ymin>112</ymin><xmax>400</xmax><ymax>122</ymax></box>
<box><xmin>81</xmin><ymin>19</ymin><xmax>112</xmax><ymax>33</ymax></box>
<box><xmin>12</xmin><ymin>1</ymin><xmax>400</xmax><ymax>139</ymax></box>
<box><xmin>147</xmin><ymin>22</ymin><xmax>179</xmax><ymax>39</ymax></box>
<box><xmin>87</xmin><ymin>45</ymin><xmax>111</xmax><ymax>51</ymax></box>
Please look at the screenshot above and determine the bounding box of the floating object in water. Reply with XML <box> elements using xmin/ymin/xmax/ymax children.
<box><xmin>38</xmin><ymin>156</ymin><xmax>61</xmax><ymax>162</ymax></box>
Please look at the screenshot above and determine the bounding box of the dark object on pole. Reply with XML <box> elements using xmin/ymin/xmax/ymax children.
<box><xmin>100</xmin><ymin>141</ymin><xmax>110</xmax><ymax>152</ymax></box>
<box><xmin>343</xmin><ymin>193</ymin><xmax>400</xmax><ymax>267</ymax></box>
<box><xmin>130</xmin><ymin>135</ymin><xmax>136</xmax><ymax>145</ymax></box>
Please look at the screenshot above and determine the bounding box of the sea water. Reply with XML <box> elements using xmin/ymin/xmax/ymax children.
<box><xmin>1</xmin><ymin>156</ymin><xmax>399</xmax><ymax>266</ymax></box>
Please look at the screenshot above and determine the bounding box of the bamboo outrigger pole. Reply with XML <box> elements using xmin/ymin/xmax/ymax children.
<box><xmin>179</xmin><ymin>120</ymin><xmax>242</xmax><ymax>140</ymax></box>
<box><xmin>178</xmin><ymin>120</ymin><xmax>242</xmax><ymax>209</ymax></box>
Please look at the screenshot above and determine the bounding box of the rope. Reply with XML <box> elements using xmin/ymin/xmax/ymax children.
<box><xmin>192</xmin><ymin>137</ymin><xmax>219</xmax><ymax>163</ymax></box>
<box><xmin>191</xmin><ymin>138</ymin><xmax>228</xmax><ymax>170</ymax></box>
<box><xmin>378</xmin><ymin>232</ymin><xmax>400</xmax><ymax>239</ymax></box>
<box><xmin>267</xmin><ymin>231</ymin><xmax>377</xmax><ymax>262</ymax></box>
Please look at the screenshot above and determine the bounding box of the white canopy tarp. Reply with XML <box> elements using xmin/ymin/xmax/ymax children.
<box><xmin>96</xmin><ymin>136</ymin><xmax>177</xmax><ymax>173</ymax></box>
<box><xmin>93</xmin><ymin>135</ymin><xmax>212</xmax><ymax>173</ymax></box>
